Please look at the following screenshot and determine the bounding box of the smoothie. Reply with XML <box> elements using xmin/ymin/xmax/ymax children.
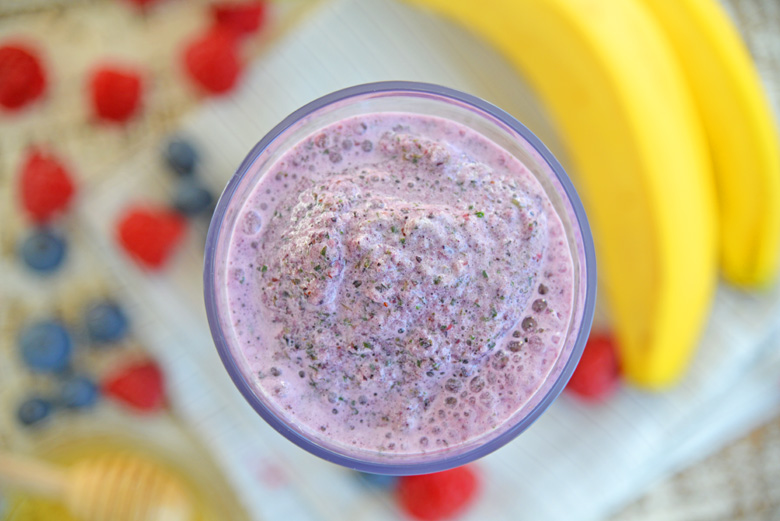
<box><xmin>222</xmin><ymin>112</ymin><xmax>575</xmax><ymax>456</ymax></box>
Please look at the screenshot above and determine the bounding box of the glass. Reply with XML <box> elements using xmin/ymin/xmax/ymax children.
<box><xmin>204</xmin><ymin>82</ymin><xmax>596</xmax><ymax>475</ymax></box>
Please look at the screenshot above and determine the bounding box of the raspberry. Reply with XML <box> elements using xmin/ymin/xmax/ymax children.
<box><xmin>103</xmin><ymin>360</ymin><xmax>165</xmax><ymax>412</ymax></box>
<box><xmin>396</xmin><ymin>466</ymin><xmax>479</xmax><ymax>521</ymax></box>
<box><xmin>0</xmin><ymin>43</ymin><xmax>46</xmax><ymax>110</ymax></box>
<box><xmin>18</xmin><ymin>148</ymin><xmax>76</xmax><ymax>223</ymax></box>
<box><xmin>212</xmin><ymin>1</ymin><xmax>267</xmax><ymax>36</ymax></box>
<box><xmin>183</xmin><ymin>27</ymin><xmax>242</xmax><ymax>95</ymax></box>
<box><xmin>116</xmin><ymin>206</ymin><xmax>186</xmax><ymax>269</ymax></box>
<box><xmin>566</xmin><ymin>332</ymin><xmax>621</xmax><ymax>401</ymax></box>
<box><xmin>89</xmin><ymin>66</ymin><xmax>143</xmax><ymax>123</ymax></box>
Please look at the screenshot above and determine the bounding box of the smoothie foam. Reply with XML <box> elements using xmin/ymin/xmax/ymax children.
<box><xmin>223</xmin><ymin>112</ymin><xmax>575</xmax><ymax>456</ymax></box>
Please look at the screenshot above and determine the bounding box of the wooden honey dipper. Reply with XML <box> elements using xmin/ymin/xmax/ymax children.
<box><xmin>0</xmin><ymin>450</ymin><xmax>194</xmax><ymax>521</ymax></box>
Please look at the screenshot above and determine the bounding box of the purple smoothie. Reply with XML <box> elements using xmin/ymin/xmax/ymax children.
<box><xmin>223</xmin><ymin>112</ymin><xmax>574</xmax><ymax>456</ymax></box>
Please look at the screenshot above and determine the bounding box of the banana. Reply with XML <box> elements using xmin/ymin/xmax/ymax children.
<box><xmin>640</xmin><ymin>0</ymin><xmax>780</xmax><ymax>288</ymax></box>
<box><xmin>406</xmin><ymin>0</ymin><xmax>718</xmax><ymax>388</ymax></box>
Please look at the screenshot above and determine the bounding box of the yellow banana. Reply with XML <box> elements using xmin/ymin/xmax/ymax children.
<box><xmin>406</xmin><ymin>0</ymin><xmax>718</xmax><ymax>388</ymax></box>
<box><xmin>640</xmin><ymin>0</ymin><xmax>780</xmax><ymax>288</ymax></box>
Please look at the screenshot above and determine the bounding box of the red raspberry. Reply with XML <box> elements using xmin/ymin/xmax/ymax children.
<box><xmin>183</xmin><ymin>27</ymin><xmax>243</xmax><ymax>95</ymax></box>
<box><xmin>212</xmin><ymin>1</ymin><xmax>267</xmax><ymax>36</ymax></box>
<box><xmin>103</xmin><ymin>360</ymin><xmax>165</xmax><ymax>412</ymax></box>
<box><xmin>89</xmin><ymin>66</ymin><xmax>143</xmax><ymax>123</ymax></box>
<box><xmin>0</xmin><ymin>43</ymin><xmax>46</xmax><ymax>110</ymax></box>
<box><xmin>18</xmin><ymin>148</ymin><xmax>76</xmax><ymax>223</ymax></box>
<box><xmin>116</xmin><ymin>206</ymin><xmax>186</xmax><ymax>269</ymax></box>
<box><xmin>397</xmin><ymin>466</ymin><xmax>479</xmax><ymax>521</ymax></box>
<box><xmin>566</xmin><ymin>332</ymin><xmax>621</xmax><ymax>401</ymax></box>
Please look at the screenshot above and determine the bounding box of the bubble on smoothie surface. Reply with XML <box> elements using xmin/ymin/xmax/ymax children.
<box><xmin>242</xmin><ymin>210</ymin><xmax>262</xmax><ymax>234</ymax></box>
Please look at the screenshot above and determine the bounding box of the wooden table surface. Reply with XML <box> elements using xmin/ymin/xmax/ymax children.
<box><xmin>1</xmin><ymin>1</ymin><xmax>778</xmax><ymax>520</ymax></box>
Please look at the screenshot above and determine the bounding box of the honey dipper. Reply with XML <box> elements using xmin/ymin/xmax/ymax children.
<box><xmin>0</xmin><ymin>450</ymin><xmax>193</xmax><ymax>521</ymax></box>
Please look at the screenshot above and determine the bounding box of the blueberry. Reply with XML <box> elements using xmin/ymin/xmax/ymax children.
<box><xmin>60</xmin><ymin>375</ymin><xmax>99</xmax><ymax>409</ymax></box>
<box><xmin>17</xmin><ymin>397</ymin><xmax>53</xmax><ymax>426</ymax></box>
<box><xmin>18</xmin><ymin>320</ymin><xmax>72</xmax><ymax>373</ymax></box>
<box><xmin>19</xmin><ymin>229</ymin><xmax>66</xmax><ymax>273</ymax></box>
<box><xmin>356</xmin><ymin>471</ymin><xmax>398</xmax><ymax>489</ymax></box>
<box><xmin>172</xmin><ymin>179</ymin><xmax>214</xmax><ymax>216</ymax></box>
<box><xmin>85</xmin><ymin>300</ymin><xmax>128</xmax><ymax>344</ymax></box>
<box><xmin>164</xmin><ymin>138</ymin><xmax>198</xmax><ymax>176</ymax></box>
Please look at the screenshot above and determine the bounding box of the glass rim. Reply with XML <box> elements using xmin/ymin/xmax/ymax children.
<box><xmin>203</xmin><ymin>81</ymin><xmax>597</xmax><ymax>475</ymax></box>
